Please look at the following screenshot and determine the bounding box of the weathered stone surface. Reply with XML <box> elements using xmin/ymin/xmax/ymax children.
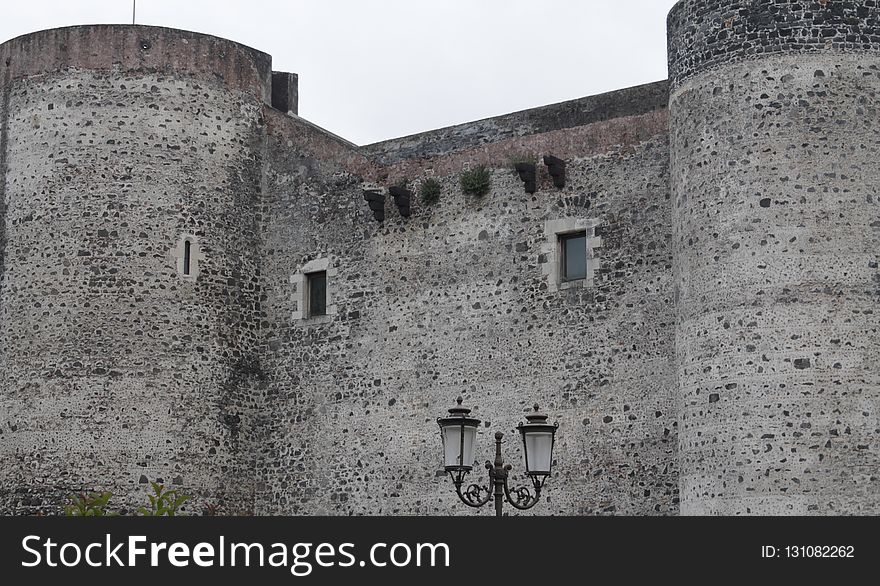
<box><xmin>670</xmin><ymin>1</ymin><xmax>880</xmax><ymax>515</ymax></box>
<box><xmin>1</xmin><ymin>3</ymin><xmax>878</xmax><ymax>517</ymax></box>
<box><xmin>271</xmin><ymin>71</ymin><xmax>298</xmax><ymax>116</ymax></box>
<box><xmin>0</xmin><ymin>26</ymin><xmax>268</xmax><ymax>515</ymax></box>
<box><xmin>258</xmin><ymin>106</ymin><xmax>676</xmax><ymax>516</ymax></box>
<box><xmin>361</xmin><ymin>82</ymin><xmax>670</xmax><ymax>165</ymax></box>
<box><xmin>0</xmin><ymin>25</ymin><xmax>272</xmax><ymax>101</ymax></box>
<box><xmin>668</xmin><ymin>0</ymin><xmax>880</xmax><ymax>88</ymax></box>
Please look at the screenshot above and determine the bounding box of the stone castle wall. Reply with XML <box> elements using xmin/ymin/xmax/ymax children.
<box><xmin>257</xmin><ymin>85</ymin><xmax>678</xmax><ymax>515</ymax></box>
<box><xmin>0</xmin><ymin>2</ymin><xmax>878</xmax><ymax>516</ymax></box>
<box><xmin>669</xmin><ymin>0</ymin><xmax>880</xmax><ymax>514</ymax></box>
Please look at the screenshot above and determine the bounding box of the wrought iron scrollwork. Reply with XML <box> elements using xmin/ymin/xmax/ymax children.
<box><xmin>503</xmin><ymin>476</ymin><xmax>542</xmax><ymax>510</ymax></box>
<box><xmin>457</xmin><ymin>480</ymin><xmax>493</xmax><ymax>508</ymax></box>
<box><xmin>450</xmin><ymin>461</ymin><xmax>493</xmax><ymax>508</ymax></box>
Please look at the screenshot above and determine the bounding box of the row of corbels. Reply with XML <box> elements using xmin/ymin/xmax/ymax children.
<box><xmin>363</xmin><ymin>185</ymin><xmax>411</xmax><ymax>222</ymax></box>
<box><xmin>362</xmin><ymin>154</ymin><xmax>566</xmax><ymax>222</ymax></box>
<box><xmin>514</xmin><ymin>155</ymin><xmax>566</xmax><ymax>194</ymax></box>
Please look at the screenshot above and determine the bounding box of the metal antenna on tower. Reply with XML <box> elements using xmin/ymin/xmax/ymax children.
<box><xmin>132</xmin><ymin>0</ymin><xmax>137</xmax><ymax>25</ymax></box>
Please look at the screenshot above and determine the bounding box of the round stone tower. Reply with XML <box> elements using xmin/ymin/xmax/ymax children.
<box><xmin>0</xmin><ymin>26</ymin><xmax>269</xmax><ymax>514</ymax></box>
<box><xmin>669</xmin><ymin>1</ymin><xmax>880</xmax><ymax>514</ymax></box>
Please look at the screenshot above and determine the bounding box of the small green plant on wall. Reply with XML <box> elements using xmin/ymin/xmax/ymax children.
<box><xmin>65</xmin><ymin>492</ymin><xmax>117</xmax><ymax>516</ymax></box>
<box><xmin>420</xmin><ymin>178</ymin><xmax>441</xmax><ymax>205</ymax></box>
<box><xmin>138</xmin><ymin>481</ymin><xmax>190</xmax><ymax>516</ymax></box>
<box><xmin>460</xmin><ymin>165</ymin><xmax>492</xmax><ymax>197</ymax></box>
<box><xmin>509</xmin><ymin>154</ymin><xmax>536</xmax><ymax>167</ymax></box>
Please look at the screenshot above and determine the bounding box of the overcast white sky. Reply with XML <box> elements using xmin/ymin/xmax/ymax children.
<box><xmin>0</xmin><ymin>1</ymin><xmax>680</xmax><ymax>145</ymax></box>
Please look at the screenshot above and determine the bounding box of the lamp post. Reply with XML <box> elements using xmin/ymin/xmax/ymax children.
<box><xmin>437</xmin><ymin>397</ymin><xmax>559</xmax><ymax>517</ymax></box>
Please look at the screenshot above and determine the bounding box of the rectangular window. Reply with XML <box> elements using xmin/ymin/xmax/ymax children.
<box><xmin>560</xmin><ymin>232</ymin><xmax>587</xmax><ymax>282</ymax></box>
<box><xmin>307</xmin><ymin>271</ymin><xmax>327</xmax><ymax>317</ymax></box>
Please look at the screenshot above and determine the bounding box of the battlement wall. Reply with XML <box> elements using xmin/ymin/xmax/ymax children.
<box><xmin>0</xmin><ymin>25</ymin><xmax>273</xmax><ymax>102</ymax></box>
<box><xmin>363</xmin><ymin>81</ymin><xmax>669</xmax><ymax>165</ymax></box>
<box><xmin>668</xmin><ymin>0</ymin><xmax>880</xmax><ymax>87</ymax></box>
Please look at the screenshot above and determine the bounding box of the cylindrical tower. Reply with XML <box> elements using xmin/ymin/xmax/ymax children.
<box><xmin>669</xmin><ymin>1</ymin><xmax>880</xmax><ymax>514</ymax></box>
<box><xmin>0</xmin><ymin>26</ymin><xmax>270</xmax><ymax>514</ymax></box>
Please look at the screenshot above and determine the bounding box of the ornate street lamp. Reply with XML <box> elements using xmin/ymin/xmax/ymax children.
<box><xmin>438</xmin><ymin>398</ymin><xmax>559</xmax><ymax>517</ymax></box>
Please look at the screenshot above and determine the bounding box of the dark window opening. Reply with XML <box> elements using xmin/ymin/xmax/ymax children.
<box><xmin>183</xmin><ymin>240</ymin><xmax>192</xmax><ymax>275</ymax></box>
<box><xmin>560</xmin><ymin>232</ymin><xmax>587</xmax><ymax>282</ymax></box>
<box><xmin>307</xmin><ymin>271</ymin><xmax>327</xmax><ymax>317</ymax></box>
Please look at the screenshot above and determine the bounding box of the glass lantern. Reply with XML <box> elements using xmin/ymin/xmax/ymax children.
<box><xmin>517</xmin><ymin>405</ymin><xmax>558</xmax><ymax>477</ymax></box>
<box><xmin>437</xmin><ymin>397</ymin><xmax>481</xmax><ymax>472</ymax></box>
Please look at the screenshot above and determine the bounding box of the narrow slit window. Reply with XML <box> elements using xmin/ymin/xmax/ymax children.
<box><xmin>307</xmin><ymin>271</ymin><xmax>327</xmax><ymax>317</ymax></box>
<box><xmin>560</xmin><ymin>232</ymin><xmax>587</xmax><ymax>282</ymax></box>
<box><xmin>183</xmin><ymin>240</ymin><xmax>192</xmax><ymax>276</ymax></box>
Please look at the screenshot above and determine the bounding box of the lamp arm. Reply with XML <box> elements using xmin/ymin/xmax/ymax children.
<box><xmin>450</xmin><ymin>463</ymin><xmax>493</xmax><ymax>509</ymax></box>
<box><xmin>502</xmin><ymin>474</ymin><xmax>542</xmax><ymax>511</ymax></box>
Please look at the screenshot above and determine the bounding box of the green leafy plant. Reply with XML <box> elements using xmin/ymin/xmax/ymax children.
<box><xmin>65</xmin><ymin>491</ymin><xmax>117</xmax><ymax>516</ymax></box>
<box><xmin>460</xmin><ymin>165</ymin><xmax>492</xmax><ymax>197</ymax></box>
<box><xmin>509</xmin><ymin>154</ymin><xmax>536</xmax><ymax>167</ymax></box>
<box><xmin>138</xmin><ymin>482</ymin><xmax>190</xmax><ymax>516</ymax></box>
<box><xmin>420</xmin><ymin>178</ymin><xmax>442</xmax><ymax>205</ymax></box>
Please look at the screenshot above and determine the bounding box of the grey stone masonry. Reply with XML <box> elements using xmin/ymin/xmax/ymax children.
<box><xmin>0</xmin><ymin>26</ymin><xmax>269</xmax><ymax>515</ymax></box>
<box><xmin>669</xmin><ymin>0</ymin><xmax>880</xmax><ymax>515</ymax></box>
<box><xmin>0</xmin><ymin>5</ymin><xmax>877</xmax><ymax>516</ymax></box>
<box><xmin>668</xmin><ymin>0</ymin><xmax>880</xmax><ymax>88</ymax></box>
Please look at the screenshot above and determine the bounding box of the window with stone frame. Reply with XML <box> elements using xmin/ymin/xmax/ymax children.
<box><xmin>291</xmin><ymin>258</ymin><xmax>338</xmax><ymax>323</ymax></box>
<box><xmin>173</xmin><ymin>234</ymin><xmax>202</xmax><ymax>281</ymax></box>
<box><xmin>540</xmin><ymin>218</ymin><xmax>602</xmax><ymax>292</ymax></box>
